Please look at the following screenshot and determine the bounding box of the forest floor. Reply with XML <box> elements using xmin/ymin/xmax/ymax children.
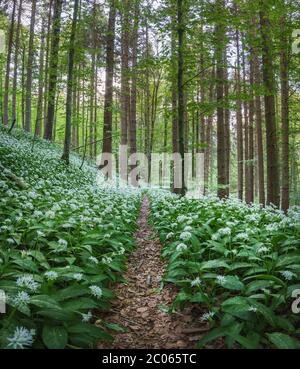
<box><xmin>100</xmin><ymin>196</ymin><xmax>211</xmax><ymax>349</ymax></box>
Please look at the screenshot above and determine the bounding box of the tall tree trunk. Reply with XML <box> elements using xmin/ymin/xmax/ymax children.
<box><xmin>129</xmin><ymin>0</ymin><xmax>140</xmax><ymax>186</ymax></box>
<box><xmin>248</xmin><ymin>55</ymin><xmax>255</xmax><ymax>203</ymax></box>
<box><xmin>44</xmin><ymin>0</ymin><xmax>63</xmax><ymax>140</ymax></box>
<box><xmin>204</xmin><ymin>67</ymin><xmax>215</xmax><ymax>194</ymax></box>
<box><xmin>216</xmin><ymin>0</ymin><xmax>226</xmax><ymax>199</ymax></box>
<box><xmin>253</xmin><ymin>54</ymin><xmax>265</xmax><ymax>205</ymax></box>
<box><xmin>280</xmin><ymin>14</ymin><xmax>289</xmax><ymax>212</ymax></box>
<box><xmin>24</xmin><ymin>0</ymin><xmax>37</xmax><ymax>133</ymax></box>
<box><xmin>120</xmin><ymin>0</ymin><xmax>129</xmax><ymax>147</ymax></box>
<box><xmin>171</xmin><ymin>11</ymin><xmax>179</xmax><ymax>193</ymax></box>
<box><xmin>11</xmin><ymin>0</ymin><xmax>23</xmax><ymax>126</ymax></box>
<box><xmin>235</xmin><ymin>28</ymin><xmax>244</xmax><ymax>200</ymax></box>
<box><xmin>61</xmin><ymin>0</ymin><xmax>79</xmax><ymax>164</ymax></box>
<box><xmin>224</xmin><ymin>54</ymin><xmax>230</xmax><ymax>197</ymax></box>
<box><xmin>21</xmin><ymin>46</ymin><xmax>25</xmax><ymax>129</ymax></box>
<box><xmin>43</xmin><ymin>0</ymin><xmax>53</xmax><ymax>133</ymax></box>
<box><xmin>259</xmin><ymin>0</ymin><xmax>280</xmax><ymax>207</ymax></box>
<box><xmin>3</xmin><ymin>0</ymin><xmax>17</xmax><ymax>126</ymax></box>
<box><xmin>101</xmin><ymin>0</ymin><xmax>116</xmax><ymax>173</ymax></box>
<box><xmin>35</xmin><ymin>18</ymin><xmax>46</xmax><ymax>137</ymax></box>
<box><xmin>177</xmin><ymin>0</ymin><xmax>186</xmax><ymax>196</ymax></box>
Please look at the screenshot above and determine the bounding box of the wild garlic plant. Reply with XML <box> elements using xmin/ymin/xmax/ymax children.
<box><xmin>148</xmin><ymin>190</ymin><xmax>300</xmax><ymax>349</ymax></box>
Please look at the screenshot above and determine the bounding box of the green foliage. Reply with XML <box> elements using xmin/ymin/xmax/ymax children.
<box><xmin>0</xmin><ymin>127</ymin><xmax>141</xmax><ymax>349</ymax></box>
<box><xmin>149</xmin><ymin>190</ymin><xmax>300</xmax><ymax>349</ymax></box>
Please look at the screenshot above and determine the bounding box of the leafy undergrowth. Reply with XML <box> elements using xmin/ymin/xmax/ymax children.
<box><xmin>149</xmin><ymin>190</ymin><xmax>300</xmax><ymax>349</ymax></box>
<box><xmin>0</xmin><ymin>127</ymin><xmax>141</xmax><ymax>349</ymax></box>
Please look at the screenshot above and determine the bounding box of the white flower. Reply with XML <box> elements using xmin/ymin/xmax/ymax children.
<box><xmin>89</xmin><ymin>256</ymin><xmax>99</xmax><ymax>264</ymax></box>
<box><xmin>266</xmin><ymin>223</ymin><xmax>279</xmax><ymax>232</ymax></box>
<box><xmin>219</xmin><ymin>227</ymin><xmax>231</xmax><ymax>236</ymax></box>
<box><xmin>81</xmin><ymin>311</ymin><xmax>93</xmax><ymax>323</ymax></box>
<box><xmin>44</xmin><ymin>271</ymin><xmax>58</xmax><ymax>281</ymax></box>
<box><xmin>37</xmin><ymin>230</ymin><xmax>45</xmax><ymax>237</ymax></box>
<box><xmin>102</xmin><ymin>256</ymin><xmax>112</xmax><ymax>264</ymax></box>
<box><xmin>235</xmin><ymin>232</ymin><xmax>249</xmax><ymax>241</ymax></box>
<box><xmin>280</xmin><ymin>270</ymin><xmax>295</xmax><ymax>281</ymax></box>
<box><xmin>248</xmin><ymin>306</ymin><xmax>257</xmax><ymax>312</ymax></box>
<box><xmin>89</xmin><ymin>285</ymin><xmax>103</xmax><ymax>299</ymax></box>
<box><xmin>118</xmin><ymin>247</ymin><xmax>125</xmax><ymax>255</ymax></box>
<box><xmin>216</xmin><ymin>275</ymin><xmax>226</xmax><ymax>285</ymax></box>
<box><xmin>166</xmin><ymin>232</ymin><xmax>174</xmax><ymax>240</ymax></box>
<box><xmin>191</xmin><ymin>277</ymin><xmax>202</xmax><ymax>287</ymax></box>
<box><xmin>180</xmin><ymin>231</ymin><xmax>192</xmax><ymax>241</ymax></box>
<box><xmin>16</xmin><ymin>275</ymin><xmax>40</xmax><ymax>292</ymax></box>
<box><xmin>45</xmin><ymin>210</ymin><xmax>55</xmax><ymax>219</ymax></box>
<box><xmin>184</xmin><ymin>226</ymin><xmax>193</xmax><ymax>232</ymax></box>
<box><xmin>177</xmin><ymin>215</ymin><xmax>186</xmax><ymax>223</ymax></box>
<box><xmin>73</xmin><ymin>273</ymin><xmax>83</xmax><ymax>281</ymax></box>
<box><xmin>58</xmin><ymin>238</ymin><xmax>68</xmax><ymax>247</ymax></box>
<box><xmin>176</xmin><ymin>243</ymin><xmax>187</xmax><ymax>252</ymax></box>
<box><xmin>12</xmin><ymin>291</ymin><xmax>30</xmax><ymax>307</ymax></box>
<box><xmin>7</xmin><ymin>327</ymin><xmax>36</xmax><ymax>349</ymax></box>
<box><xmin>200</xmin><ymin>311</ymin><xmax>215</xmax><ymax>322</ymax></box>
<box><xmin>257</xmin><ymin>246</ymin><xmax>270</xmax><ymax>254</ymax></box>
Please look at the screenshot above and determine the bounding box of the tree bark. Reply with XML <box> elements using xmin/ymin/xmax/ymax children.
<box><xmin>3</xmin><ymin>0</ymin><xmax>17</xmax><ymax>126</ymax></box>
<box><xmin>62</xmin><ymin>0</ymin><xmax>79</xmax><ymax>164</ymax></box>
<box><xmin>177</xmin><ymin>0</ymin><xmax>186</xmax><ymax>196</ymax></box>
<box><xmin>280</xmin><ymin>14</ymin><xmax>289</xmax><ymax>212</ymax></box>
<box><xmin>11</xmin><ymin>0</ymin><xmax>23</xmax><ymax>126</ymax></box>
<box><xmin>216</xmin><ymin>0</ymin><xmax>227</xmax><ymax>199</ymax></box>
<box><xmin>44</xmin><ymin>0</ymin><xmax>63</xmax><ymax>140</ymax></box>
<box><xmin>24</xmin><ymin>0</ymin><xmax>37</xmax><ymax>133</ymax></box>
<box><xmin>259</xmin><ymin>0</ymin><xmax>280</xmax><ymax>207</ymax></box>
<box><xmin>101</xmin><ymin>0</ymin><xmax>116</xmax><ymax>173</ymax></box>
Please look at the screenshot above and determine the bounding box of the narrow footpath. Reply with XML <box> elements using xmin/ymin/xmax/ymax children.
<box><xmin>100</xmin><ymin>196</ymin><xmax>209</xmax><ymax>349</ymax></box>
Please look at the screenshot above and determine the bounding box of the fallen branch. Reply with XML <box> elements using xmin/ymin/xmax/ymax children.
<box><xmin>0</xmin><ymin>163</ymin><xmax>28</xmax><ymax>189</ymax></box>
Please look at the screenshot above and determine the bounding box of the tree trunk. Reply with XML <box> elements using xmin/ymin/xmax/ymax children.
<box><xmin>24</xmin><ymin>0</ymin><xmax>37</xmax><ymax>133</ymax></box>
<box><xmin>3</xmin><ymin>0</ymin><xmax>17</xmax><ymax>126</ymax></box>
<box><xmin>121</xmin><ymin>0</ymin><xmax>129</xmax><ymax>147</ymax></box>
<box><xmin>129</xmin><ymin>0</ymin><xmax>140</xmax><ymax>186</ymax></box>
<box><xmin>11</xmin><ymin>0</ymin><xmax>23</xmax><ymax>126</ymax></box>
<box><xmin>280</xmin><ymin>14</ymin><xmax>289</xmax><ymax>212</ymax></box>
<box><xmin>44</xmin><ymin>0</ymin><xmax>63</xmax><ymax>140</ymax></box>
<box><xmin>253</xmin><ymin>54</ymin><xmax>265</xmax><ymax>205</ymax></box>
<box><xmin>35</xmin><ymin>18</ymin><xmax>46</xmax><ymax>137</ymax></box>
<box><xmin>101</xmin><ymin>0</ymin><xmax>116</xmax><ymax>173</ymax></box>
<box><xmin>177</xmin><ymin>0</ymin><xmax>186</xmax><ymax>196</ymax></box>
<box><xmin>61</xmin><ymin>0</ymin><xmax>79</xmax><ymax>164</ymax></box>
<box><xmin>235</xmin><ymin>28</ymin><xmax>244</xmax><ymax>200</ymax></box>
<box><xmin>259</xmin><ymin>0</ymin><xmax>280</xmax><ymax>207</ymax></box>
<box><xmin>216</xmin><ymin>0</ymin><xmax>226</xmax><ymax>199</ymax></box>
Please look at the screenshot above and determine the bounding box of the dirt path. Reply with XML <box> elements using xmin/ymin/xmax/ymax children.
<box><xmin>100</xmin><ymin>196</ymin><xmax>205</xmax><ymax>349</ymax></box>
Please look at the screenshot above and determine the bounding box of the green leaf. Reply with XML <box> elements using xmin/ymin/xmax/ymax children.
<box><xmin>244</xmin><ymin>274</ymin><xmax>286</xmax><ymax>287</ymax></box>
<box><xmin>30</xmin><ymin>295</ymin><xmax>62</xmax><ymax>310</ymax></box>
<box><xmin>55</xmin><ymin>285</ymin><xmax>88</xmax><ymax>301</ymax></box>
<box><xmin>222</xmin><ymin>276</ymin><xmax>245</xmax><ymax>291</ymax></box>
<box><xmin>200</xmin><ymin>259</ymin><xmax>230</xmax><ymax>270</ymax></box>
<box><xmin>266</xmin><ymin>333</ymin><xmax>300</xmax><ymax>349</ymax></box>
<box><xmin>42</xmin><ymin>325</ymin><xmax>68</xmax><ymax>349</ymax></box>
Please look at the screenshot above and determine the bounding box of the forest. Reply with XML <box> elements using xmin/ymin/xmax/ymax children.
<box><xmin>0</xmin><ymin>0</ymin><xmax>300</xmax><ymax>351</ymax></box>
